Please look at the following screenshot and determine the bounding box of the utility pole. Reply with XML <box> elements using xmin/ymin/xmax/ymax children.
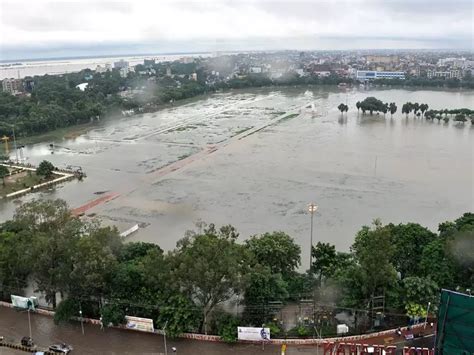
<box><xmin>79</xmin><ymin>305</ymin><xmax>84</xmax><ymax>335</ymax></box>
<box><xmin>12</xmin><ymin>126</ymin><xmax>18</xmax><ymax>164</ymax></box>
<box><xmin>163</xmin><ymin>320</ymin><xmax>168</xmax><ymax>355</ymax></box>
<box><xmin>308</xmin><ymin>203</ymin><xmax>318</xmax><ymax>270</ymax></box>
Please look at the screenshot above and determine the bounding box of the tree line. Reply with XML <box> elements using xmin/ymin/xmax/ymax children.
<box><xmin>0</xmin><ymin>199</ymin><xmax>472</xmax><ymax>340</ymax></box>
<box><xmin>342</xmin><ymin>98</ymin><xmax>474</xmax><ymax>124</ymax></box>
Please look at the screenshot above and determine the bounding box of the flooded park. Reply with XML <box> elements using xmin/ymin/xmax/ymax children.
<box><xmin>1</xmin><ymin>87</ymin><xmax>473</xmax><ymax>268</ymax></box>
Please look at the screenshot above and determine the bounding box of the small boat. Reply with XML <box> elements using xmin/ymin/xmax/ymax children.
<box><xmin>49</xmin><ymin>343</ymin><xmax>73</xmax><ymax>354</ymax></box>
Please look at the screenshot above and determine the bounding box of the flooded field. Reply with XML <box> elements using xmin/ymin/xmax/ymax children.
<box><xmin>1</xmin><ymin>87</ymin><xmax>473</xmax><ymax>268</ymax></box>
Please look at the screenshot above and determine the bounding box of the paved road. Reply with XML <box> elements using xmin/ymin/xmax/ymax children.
<box><xmin>1</xmin><ymin>307</ymin><xmax>283</xmax><ymax>354</ymax></box>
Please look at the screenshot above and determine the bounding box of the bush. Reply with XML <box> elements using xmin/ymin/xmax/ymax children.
<box><xmin>101</xmin><ymin>303</ymin><xmax>125</xmax><ymax>326</ymax></box>
<box><xmin>263</xmin><ymin>322</ymin><xmax>282</xmax><ymax>338</ymax></box>
<box><xmin>54</xmin><ymin>298</ymin><xmax>80</xmax><ymax>324</ymax></box>
<box><xmin>215</xmin><ymin>313</ymin><xmax>240</xmax><ymax>343</ymax></box>
<box><xmin>296</xmin><ymin>325</ymin><xmax>310</xmax><ymax>337</ymax></box>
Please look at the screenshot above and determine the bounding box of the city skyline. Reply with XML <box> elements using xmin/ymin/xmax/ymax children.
<box><xmin>1</xmin><ymin>0</ymin><xmax>472</xmax><ymax>61</ymax></box>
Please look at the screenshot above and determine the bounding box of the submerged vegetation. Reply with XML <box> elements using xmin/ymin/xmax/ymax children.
<box><xmin>0</xmin><ymin>199</ymin><xmax>472</xmax><ymax>340</ymax></box>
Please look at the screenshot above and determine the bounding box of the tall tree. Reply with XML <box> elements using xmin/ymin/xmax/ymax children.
<box><xmin>245</xmin><ymin>231</ymin><xmax>301</xmax><ymax>279</ymax></box>
<box><xmin>351</xmin><ymin>221</ymin><xmax>398</xmax><ymax>300</ymax></box>
<box><xmin>311</xmin><ymin>242</ymin><xmax>337</xmax><ymax>284</ymax></box>
<box><xmin>171</xmin><ymin>224</ymin><xmax>247</xmax><ymax>334</ymax></box>
<box><xmin>14</xmin><ymin>199</ymin><xmax>82</xmax><ymax>308</ymax></box>
<box><xmin>388</xmin><ymin>223</ymin><xmax>436</xmax><ymax>279</ymax></box>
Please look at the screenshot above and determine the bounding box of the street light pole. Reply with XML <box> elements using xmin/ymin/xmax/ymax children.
<box><xmin>424</xmin><ymin>302</ymin><xmax>431</xmax><ymax>330</ymax></box>
<box><xmin>27</xmin><ymin>308</ymin><xmax>32</xmax><ymax>339</ymax></box>
<box><xmin>308</xmin><ymin>203</ymin><xmax>318</xmax><ymax>270</ymax></box>
<box><xmin>163</xmin><ymin>320</ymin><xmax>168</xmax><ymax>355</ymax></box>
<box><xmin>79</xmin><ymin>307</ymin><xmax>84</xmax><ymax>335</ymax></box>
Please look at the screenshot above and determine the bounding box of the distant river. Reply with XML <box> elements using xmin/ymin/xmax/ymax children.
<box><xmin>0</xmin><ymin>87</ymin><xmax>472</xmax><ymax>269</ymax></box>
<box><xmin>0</xmin><ymin>53</ymin><xmax>210</xmax><ymax>79</ymax></box>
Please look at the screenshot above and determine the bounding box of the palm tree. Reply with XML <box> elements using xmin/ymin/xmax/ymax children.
<box><xmin>420</xmin><ymin>103</ymin><xmax>429</xmax><ymax>116</ymax></box>
<box><xmin>338</xmin><ymin>103</ymin><xmax>346</xmax><ymax>115</ymax></box>
<box><xmin>413</xmin><ymin>103</ymin><xmax>420</xmax><ymax>117</ymax></box>
<box><xmin>389</xmin><ymin>102</ymin><xmax>397</xmax><ymax>118</ymax></box>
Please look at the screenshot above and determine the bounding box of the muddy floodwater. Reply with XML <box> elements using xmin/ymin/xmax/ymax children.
<box><xmin>1</xmin><ymin>87</ymin><xmax>473</xmax><ymax>268</ymax></box>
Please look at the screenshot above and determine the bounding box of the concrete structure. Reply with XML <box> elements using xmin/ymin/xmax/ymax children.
<box><xmin>365</xmin><ymin>55</ymin><xmax>399</xmax><ymax>65</ymax></box>
<box><xmin>144</xmin><ymin>59</ymin><xmax>155</xmax><ymax>67</ymax></box>
<box><xmin>114</xmin><ymin>59</ymin><xmax>129</xmax><ymax>69</ymax></box>
<box><xmin>119</xmin><ymin>67</ymin><xmax>129</xmax><ymax>78</ymax></box>
<box><xmin>96</xmin><ymin>64</ymin><xmax>112</xmax><ymax>73</ymax></box>
<box><xmin>250</xmin><ymin>67</ymin><xmax>262</xmax><ymax>74</ymax></box>
<box><xmin>2</xmin><ymin>78</ymin><xmax>22</xmax><ymax>95</ymax></box>
<box><xmin>427</xmin><ymin>69</ymin><xmax>462</xmax><ymax>79</ymax></box>
<box><xmin>356</xmin><ymin>70</ymin><xmax>405</xmax><ymax>80</ymax></box>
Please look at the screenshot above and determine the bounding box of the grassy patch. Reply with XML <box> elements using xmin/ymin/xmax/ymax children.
<box><xmin>0</xmin><ymin>170</ymin><xmax>57</xmax><ymax>197</ymax></box>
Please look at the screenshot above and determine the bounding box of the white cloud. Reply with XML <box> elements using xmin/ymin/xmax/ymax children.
<box><xmin>0</xmin><ymin>0</ymin><xmax>472</xmax><ymax>58</ymax></box>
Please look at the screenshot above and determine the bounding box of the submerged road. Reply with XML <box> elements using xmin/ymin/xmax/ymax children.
<box><xmin>0</xmin><ymin>307</ymin><xmax>435</xmax><ymax>355</ymax></box>
<box><xmin>0</xmin><ymin>306</ymin><xmax>282</xmax><ymax>355</ymax></box>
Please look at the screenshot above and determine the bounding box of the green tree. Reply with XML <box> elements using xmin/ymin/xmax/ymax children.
<box><xmin>311</xmin><ymin>242</ymin><xmax>337</xmax><ymax>284</ymax></box>
<box><xmin>388</xmin><ymin>223</ymin><xmax>436</xmax><ymax>279</ymax></box>
<box><xmin>245</xmin><ymin>231</ymin><xmax>301</xmax><ymax>279</ymax></box>
<box><xmin>389</xmin><ymin>102</ymin><xmax>397</xmax><ymax>117</ymax></box>
<box><xmin>36</xmin><ymin>160</ymin><xmax>55</xmax><ymax>178</ymax></box>
<box><xmin>156</xmin><ymin>294</ymin><xmax>202</xmax><ymax>337</ymax></box>
<box><xmin>0</xmin><ymin>165</ymin><xmax>9</xmax><ymax>186</ymax></box>
<box><xmin>14</xmin><ymin>199</ymin><xmax>82</xmax><ymax>308</ymax></box>
<box><xmin>68</xmin><ymin>227</ymin><xmax>120</xmax><ymax>300</ymax></box>
<box><xmin>402</xmin><ymin>276</ymin><xmax>439</xmax><ymax>310</ymax></box>
<box><xmin>356</xmin><ymin>101</ymin><xmax>361</xmax><ymax>112</ymax></box>
<box><xmin>171</xmin><ymin>224</ymin><xmax>247</xmax><ymax>333</ymax></box>
<box><xmin>351</xmin><ymin>221</ymin><xmax>398</xmax><ymax>301</ymax></box>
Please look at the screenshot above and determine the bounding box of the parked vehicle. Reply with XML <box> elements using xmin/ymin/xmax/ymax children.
<box><xmin>21</xmin><ymin>336</ymin><xmax>34</xmax><ymax>347</ymax></box>
<box><xmin>49</xmin><ymin>343</ymin><xmax>73</xmax><ymax>354</ymax></box>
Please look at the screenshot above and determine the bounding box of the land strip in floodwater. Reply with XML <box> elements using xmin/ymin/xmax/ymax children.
<box><xmin>138</xmin><ymin>102</ymin><xmax>313</xmax><ymax>186</ymax></box>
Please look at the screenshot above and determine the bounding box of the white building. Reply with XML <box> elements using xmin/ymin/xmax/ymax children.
<box><xmin>119</xmin><ymin>67</ymin><xmax>129</xmax><ymax>78</ymax></box>
<box><xmin>2</xmin><ymin>78</ymin><xmax>22</xmax><ymax>94</ymax></box>
<box><xmin>356</xmin><ymin>70</ymin><xmax>405</xmax><ymax>80</ymax></box>
<box><xmin>250</xmin><ymin>67</ymin><xmax>262</xmax><ymax>74</ymax></box>
<box><xmin>427</xmin><ymin>70</ymin><xmax>462</xmax><ymax>79</ymax></box>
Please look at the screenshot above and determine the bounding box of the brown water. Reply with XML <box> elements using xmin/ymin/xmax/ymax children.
<box><xmin>0</xmin><ymin>306</ymin><xmax>279</xmax><ymax>354</ymax></box>
<box><xmin>1</xmin><ymin>87</ymin><xmax>473</xmax><ymax>270</ymax></box>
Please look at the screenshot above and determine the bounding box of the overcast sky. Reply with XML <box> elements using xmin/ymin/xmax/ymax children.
<box><xmin>0</xmin><ymin>0</ymin><xmax>472</xmax><ymax>60</ymax></box>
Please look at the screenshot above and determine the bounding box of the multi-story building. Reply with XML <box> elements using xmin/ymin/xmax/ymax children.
<box><xmin>365</xmin><ymin>55</ymin><xmax>399</xmax><ymax>65</ymax></box>
<box><xmin>144</xmin><ymin>59</ymin><xmax>155</xmax><ymax>68</ymax></box>
<box><xmin>114</xmin><ymin>60</ymin><xmax>129</xmax><ymax>70</ymax></box>
<box><xmin>96</xmin><ymin>64</ymin><xmax>112</xmax><ymax>73</ymax></box>
<box><xmin>356</xmin><ymin>70</ymin><xmax>405</xmax><ymax>80</ymax></box>
<box><xmin>2</xmin><ymin>78</ymin><xmax>22</xmax><ymax>94</ymax></box>
<box><xmin>427</xmin><ymin>69</ymin><xmax>462</xmax><ymax>79</ymax></box>
<box><xmin>119</xmin><ymin>67</ymin><xmax>129</xmax><ymax>78</ymax></box>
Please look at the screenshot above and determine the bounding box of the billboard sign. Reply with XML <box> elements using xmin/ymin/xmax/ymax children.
<box><xmin>237</xmin><ymin>327</ymin><xmax>270</xmax><ymax>341</ymax></box>
<box><xmin>11</xmin><ymin>295</ymin><xmax>38</xmax><ymax>310</ymax></box>
<box><xmin>125</xmin><ymin>315</ymin><xmax>154</xmax><ymax>332</ymax></box>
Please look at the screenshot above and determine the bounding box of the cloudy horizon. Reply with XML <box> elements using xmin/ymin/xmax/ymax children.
<box><xmin>1</xmin><ymin>0</ymin><xmax>473</xmax><ymax>61</ymax></box>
